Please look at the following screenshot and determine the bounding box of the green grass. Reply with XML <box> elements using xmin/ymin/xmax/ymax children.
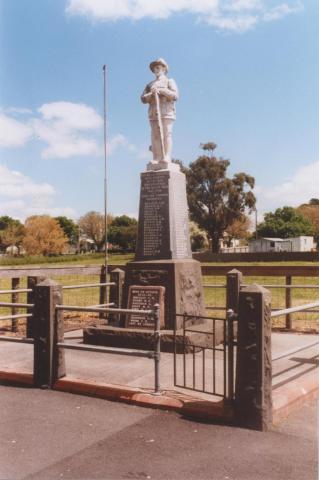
<box><xmin>1</xmin><ymin>255</ymin><xmax>318</xmax><ymax>333</ymax></box>
<box><xmin>0</xmin><ymin>253</ymin><xmax>134</xmax><ymax>267</ymax></box>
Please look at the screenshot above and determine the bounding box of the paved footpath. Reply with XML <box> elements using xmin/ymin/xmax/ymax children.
<box><xmin>0</xmin><ymin>385</ymin><xmax>317</xmax><ymax>480</ymax></box>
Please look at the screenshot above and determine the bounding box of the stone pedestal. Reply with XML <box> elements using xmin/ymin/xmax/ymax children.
<box><xmin>124</xmin><ymin>168</ymin><xmax>206</xmax><ymax>330</ymax></box>
<box><xmin>135</xmin><ymin>170</ymin><xmax>192</xmax><ymax>261</ymax></box>
<box><xmin>123</xmin><ymin>259</ymin><xmax>205</xmax><ymax>330</ymax></box>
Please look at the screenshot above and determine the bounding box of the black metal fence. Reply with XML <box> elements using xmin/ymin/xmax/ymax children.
<box><xmin>173</xmin><ymin>310</ymin><xmax>236</xmax><ymax>401</ymax></box>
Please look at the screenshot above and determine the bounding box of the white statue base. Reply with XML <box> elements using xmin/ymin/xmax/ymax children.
<box><xmin>147</xmin><ymin>160</ymin><xmax>180</xmax><ymax>172</ymax></box>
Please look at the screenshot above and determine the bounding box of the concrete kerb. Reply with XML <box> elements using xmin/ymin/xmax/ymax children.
<box><xmin>272</xmin><ymin>369</ymin><xmax>319</xmax><ymax>424</ymax></box>
<box><xmin>0</xmin><ymin>368</ymin><xmax>317</xmax><ymax>424</ymax></box>
<box><xmin>53</xmin><ymin>377</ymin><xmax>234</xmax><ymax>423</ymax></box>
<box><xmin>0</xmin><ymin>369</ymin><xmax>34</xmax><ymax>386</ymax></box>
<box><xmin>0</xmin><ymin>369</ymin><xmax>233</xmax><ymax>423</ymax></box>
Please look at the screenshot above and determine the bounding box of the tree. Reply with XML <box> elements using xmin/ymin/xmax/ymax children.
<box><xmin>1</xmin><ymin>223</ymin><xmax>25</xmax><ymax>253</ymax></box>
<box><xmin>78</xmin><ymin>211</ymin><xmax>113</xmax><ymax>251</ymax></box>
<box><xmin>257</xmin><ymin>207</ymin><xmax>315</xmax><ymax>239</ymax></box>
<box><xmin>23</xmin><ymin>216</ymin><xmax>68</xmax><ymax>255</ymax></box>
<box><xmin>0</xmin><ymin>216</ymin><xmax>24</xmax><ymax>252</ymax></box>
<box><xmin>297</xmin><ymin>201</ymin><xmax>319</xmax><ymax>242</ymax></box>
<box><xmin>54</xmin><ymin>216</ymin><xmax>79</xmax><ymax>244</ymax></box>
<box><xmin>189</xmin><ymin>221</ymin><xmax>209</xmax><ymax>252</ymax></box>
<box><xmin>182</xmin><ymin>143</ymin><xmax>256</xmax><ymax>253</ymax></box>
<box><xmin>225</xmin><ymin>215</ymin><xmax>252</xmax><ymax>246</ymax></box>
<box><xmin>108</xmin><ymin>215</ymin><xmax>138</xmax><ymax>252</ymax></box>
<box><xmin>0</xmin><ymin>215</ymin><xmax>18</xmax><ymax>231</ymax></box>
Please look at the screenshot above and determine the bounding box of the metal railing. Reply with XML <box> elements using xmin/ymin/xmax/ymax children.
<box><xmin>62</xmin><ymin>282</ymin><xmax>115</xmax><ymax>290</ymax></box>
<box><xmin>56</xmin><ymin>304</ymin><xmax>162</xmax><ymax>393</ymax></box>
<box><xmin>270</xmin><ymin>300</ymin><xmax>319</xmax><ymax>318</ymax></box>
<box><xmin>173</xmin><ymin>309</ymin><xmax>236</xmax><ymax>401</ymax></box>
<box><xmin>203</xmin><ymin>280</ymin><xmax>319</xmax><ymax>327</ymax></box>
<box><xmin>0</xmin><ymin>298</ymin><xmax>34</xmax><ymax>344</ymax></box>
<box><xmin>271</xmin><ymin>300</ymin><xmax>319</xmax><ymax>361</ymax></box>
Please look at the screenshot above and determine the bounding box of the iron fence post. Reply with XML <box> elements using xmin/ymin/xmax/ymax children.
<box><xmin>153</xmin><ymin>303</ymin><xmax>161</xmax><ymax>393</ymax></box>
<box><xmin>27</xmin><ymin>276</ymin><xmax>45</xmax><ymax>338</ymax></box>
<box><xmin>11</xmin><ymin>277</ymin><xmax>20</xmax><ymax>333</ymax></box>
<box><xmin>99</xmin><ymin>265</ymin><xmax>107</xmax><ymax>320</ymax></box>
<box><xmin>285</xmin><ymin>276</ymin><xmax>292</xmax><ymax>329</ymax></box>
<box><xmin>226</xmin><ymin>309</ymin><xmax>235</xmax><ymax>403</ymax></box>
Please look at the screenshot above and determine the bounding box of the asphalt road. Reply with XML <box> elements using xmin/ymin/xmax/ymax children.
<box><xmin>0</xmin><ymin>385</ymin><xmax>317</xmax><ymax>480</ymax></box>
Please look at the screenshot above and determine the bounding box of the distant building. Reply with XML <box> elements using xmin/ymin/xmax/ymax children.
<box><xmin>248</xmin><ymin>236</ymin><xmax>315</xmax><ymax>253</ymax></box>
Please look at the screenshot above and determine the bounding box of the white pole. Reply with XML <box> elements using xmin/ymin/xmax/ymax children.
<box><xmin>103</xmin><ymin>65</ymin><xmax>108</xmax><ymax>276</ymax></box>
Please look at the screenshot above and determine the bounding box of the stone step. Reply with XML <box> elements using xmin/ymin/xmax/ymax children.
<box><xmin>83</xmin><ymin>324</ymin><xmax>223</xmax><ymax>354</ymax></box>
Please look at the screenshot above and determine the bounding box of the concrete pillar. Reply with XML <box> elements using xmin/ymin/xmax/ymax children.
<box><xmin>235</xmin><ymin>284</ymin><xmax>272</xmax><ymax>431</ymax></box>
<box><xmin>109</xmin><ymin>268</ymin><xmax>125</xmax><ymax>325</ymax></box>
<box><xmin>33</xmin><ymin>279</ymin><xmax>65</xmax><ymax>388</ymax></box>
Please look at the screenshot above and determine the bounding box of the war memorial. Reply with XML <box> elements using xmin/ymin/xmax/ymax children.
<box><xmin>84</xmin><ymin>58</ymin><xmax>208</xmax><ymax>350</ymax></box>
<box><xmin>0</xmin><ymin>59</ymin><xmax>317</xmax><ymax>438</ymax></box>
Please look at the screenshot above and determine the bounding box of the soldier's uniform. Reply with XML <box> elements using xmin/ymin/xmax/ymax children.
<box><xmin>141</xmin><ymin>59</ymin><xmax>179</xmax><ymax>163</ymax></box>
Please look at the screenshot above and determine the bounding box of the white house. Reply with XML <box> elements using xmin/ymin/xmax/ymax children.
<box><xmin>288</xmin><ymin>236</ymin><xmax>316</xmax><ymax>252</ymax></box>
<box><xmin>248</xmin><ymin>236</ymin><xmax>315</xmax><ymax>253</ymax></box>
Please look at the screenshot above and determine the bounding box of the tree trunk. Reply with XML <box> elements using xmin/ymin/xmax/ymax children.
<box><xmin>211</xmin><ymin>234</ymin><xmax>220</xmax><ymax>253</ymax></box>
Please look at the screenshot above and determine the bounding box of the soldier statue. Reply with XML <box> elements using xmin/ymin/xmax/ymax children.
<box><xmin>141</xmin><ymin>58</ymin><xmax>179</xmax><ymax>169</ymax></box>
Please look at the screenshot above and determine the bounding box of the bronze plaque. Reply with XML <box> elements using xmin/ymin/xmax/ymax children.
<box><xmin>126</xmin><ymin>285</ymin><xmax>165</xmax><ymax>329</ymax></box>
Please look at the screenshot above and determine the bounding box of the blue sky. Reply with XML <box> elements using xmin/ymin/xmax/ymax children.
<box><xmin>0</xmin><ymin>0</ymin><xmax>318</xmax><ymax>222</ymax></box>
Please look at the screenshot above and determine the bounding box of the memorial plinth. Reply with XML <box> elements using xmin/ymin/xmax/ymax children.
<box><xmin>123</xmin><ymin>166</ymin><xmax>206</xmax><ymax>330</ymax></box>
<box><xmin>135</xmin><ymin>169</ymin><xmax>192</xmax><ymax>261</ymax></box>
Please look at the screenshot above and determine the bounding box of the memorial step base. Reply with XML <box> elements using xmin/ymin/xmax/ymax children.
<box><xmin>83</xmin><ymin>324</ymin><xmax>223</xmax><ymax>354</ymax></box>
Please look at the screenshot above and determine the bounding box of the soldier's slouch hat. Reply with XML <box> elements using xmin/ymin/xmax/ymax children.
<box><xmin>150</xmin><ymin>58</ymin><xmax>169</xmax><ymax>73</ymax></box>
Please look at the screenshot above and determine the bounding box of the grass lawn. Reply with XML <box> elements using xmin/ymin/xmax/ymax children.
<box><xmin>0</xmin><ymin>254</ymin><xmax>318</xmax><ymax>333</ymax></box>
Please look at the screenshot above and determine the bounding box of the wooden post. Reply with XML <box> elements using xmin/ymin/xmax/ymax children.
<box><xmin>11</xmin><ymin>278</ymin><xmax>20</xmax><ymax>333</ymax></box>
<box><xmin>26</xmin><ymin>276</ymin><xmax>45</xmax><ymax>338</ymax></box>
<box><xmin>33</xmin><ymin>278</ymin><xmax>65</xmax><ymax>388</ymax></box>
<box><xmin>235</xmin><ymin>284</ymin><xmax>272</xmax><ymax>431</ymax></box>
<box><xmin>99</xmin><ymin>264</ymin><xmax>107</xmax><ymax>319</ymax></box>
<box><xmin>109</xmin><ymin>268</ymin><xmax>125</xmax><ymax>325</ymax></box>
<box><xmin>285</xmin><ymin>276</ymin><xmax>292</xmax><ymax>330</ymax></box>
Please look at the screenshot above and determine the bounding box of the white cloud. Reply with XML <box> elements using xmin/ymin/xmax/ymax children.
<box><xmin>0</xmin><ymin>102</ymin><xmax>103</xmax><ymax>159</ymax></box>
<box><xmin>33</xmin><ymin>101</ymin><xmax>103</xmax><ymax>159</ymax></box>
<box><xmin>108</xmin><ymin>133</ymin><xmax>128</xmax><ymax>154</ymax></box>
<box><xmin>66</xmin><ymin>0</ymin><xmax>304</xmax><ymax>32</ymax></box>
<box><xmin>0</xmin><ymin>114</ymin><xmax>33</xmax><ymax>148</ymax></box>
<box><xmin>38</xmin><ymin>102</ymin><xmax>102</xmax><ymax>131</ymax></box>
<box><xmin>1</xmin><ymin>102</ymin><xmax>142</xmax><ymax>161</ymax></box>
<box><xmin>263</xmin><ymin>2</ymin><xmax>303</xmax><ymax>21</ymax></box>
<box><xmin>256</xmin><ymin>161</ymin><xmax>319</xmax><ymax>214</ymax></box>
<box><xmin>0</xmin><ymin>165</ymin><xmax>76</xmax><ymax>220</ymax></box>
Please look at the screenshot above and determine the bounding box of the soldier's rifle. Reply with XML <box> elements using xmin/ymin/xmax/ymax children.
<box><xmin>154</xmin><ymin>90</ymin><xmax>165</xmax><ymax>160</ymax></box>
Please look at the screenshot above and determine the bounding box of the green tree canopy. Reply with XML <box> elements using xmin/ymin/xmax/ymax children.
<box><xmin>257</xmin><ymin>207</ymin><xmax>315</xmax><ymax>238</ymax></box>
<box><xmin>182</xmin><ymin>142</ymin><xmax>256</xmax><ymax>253</ymax></box>
<box><xmin>54</xmin><ymin>216</ymin><xmax>79</xmax><ymax>244</ymax></box>
<box><xmin>0</xmin><ymin>216</ymin><xmax>24</xmax><ymax>251</ymax></box>
<box><xmin>110</xmin><ymin>215</ymin><xmax>137</xmax><ymax>228</ymax></box>
<box><xmin>108</xmin><ymin>216</ymin><xmax>138</xmax><ymax>252</ymax></box>
<box><xmin>0</xmin><ymin>216</ymin><xmax>22</xmax><ymax>231</ymax></box>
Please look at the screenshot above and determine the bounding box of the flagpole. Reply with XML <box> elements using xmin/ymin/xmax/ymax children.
<box><xmin>103</xmin><ymin>65</ymin><xmax>108</xmax><ymax>276</ymax></box>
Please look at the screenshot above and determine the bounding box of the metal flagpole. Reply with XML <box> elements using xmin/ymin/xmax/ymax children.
<box><xmin>103</xmin><ymin>65</ymin><xmax>108</xmax><ymax>277</ymax></box>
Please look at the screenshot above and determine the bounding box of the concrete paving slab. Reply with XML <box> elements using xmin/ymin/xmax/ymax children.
<box><xmin>0</xmin><ymin>331</ymin><xmax>318</xmax><ymax>405</ymax></box>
